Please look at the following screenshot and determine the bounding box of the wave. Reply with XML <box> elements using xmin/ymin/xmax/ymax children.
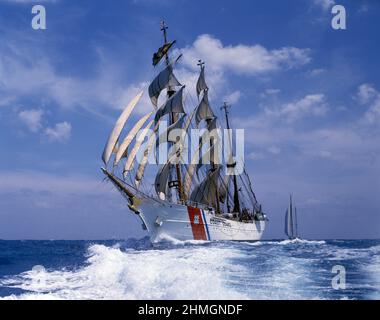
<box><xmin>241</xmin><ymin>239</ymin><xmax>326</xmax><ymax>247</ymax></box>
<box><xmin>0</xmin><ymin>244</ymin><xmax>247</xmax><ymax>300</ymax></box>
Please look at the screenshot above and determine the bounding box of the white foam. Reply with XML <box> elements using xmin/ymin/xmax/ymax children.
<box><xmin>154</xmin><ymin>233</ymin><xmax>209</xmax><ymax>246</ymax></box>
<box><xmin>0</xmin><ymin>244</ymin><xmax>247</xmax><ymax>300</ymax></box>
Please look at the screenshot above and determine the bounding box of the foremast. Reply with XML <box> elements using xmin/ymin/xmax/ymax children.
<box><xmin>157</xmin><ymin>20</ymin><xmax>185</xmax><ymax>202</ymax></box>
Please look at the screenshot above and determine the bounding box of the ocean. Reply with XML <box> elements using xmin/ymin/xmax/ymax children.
<box><xmin>0</xmin><ymin>238</ymin><xmax>379</xmax><ymax>300</ymax></box>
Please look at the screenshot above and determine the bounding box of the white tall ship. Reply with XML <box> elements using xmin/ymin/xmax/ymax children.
<box><xmin>101</xmin><ymin>22</ymin><xmax>267</xmax><ymax>242</ymax></box>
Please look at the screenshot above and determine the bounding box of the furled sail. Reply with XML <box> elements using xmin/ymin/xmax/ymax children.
<box><xmin>196</xmin><ymin>66</ymin><xmax>208</xmax><ymax>98</ymax></box>
<box><xmin>190</xmin><ymin>167</ymin><xmax>221</xmax><ymax>207</ymax></box>
<box><xmin>195</xmin><ymin>90</ymin><xmax>215</xmax><ymax>126</ymax></box>
<box><xmin>114</xmin><ymin>111</ymin><xmax>153</xmax><ymax>166</ymax></box>
<box><xmin>102</xmin><ymin>91</ymin><xmax>143</xmax><ymax>165</ymax></box>
<box><xmin>123</xmin><ymin>120</ymin><xmax>154</xmax><ymax>176</ymax></box>
<box><xmin>149</xmin><ymin>65</ymin><xmax>181</xmax><ymax>108</ymax></box>
<box><xmin>155</xmin><ymin>86</ymin><xmax>186</xmax><ymax>122</ymax></box>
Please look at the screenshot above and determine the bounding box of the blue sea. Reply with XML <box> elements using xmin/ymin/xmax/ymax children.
<box><xmin>0</xmin><ymin>238</ymin><xmax>379</xmax><ymax>300</ymax></box>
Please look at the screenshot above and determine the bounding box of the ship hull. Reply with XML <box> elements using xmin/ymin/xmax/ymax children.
<box><xmin>137</xmin><ymin>197</ymin><xmax>266</xmax><ymax>242</ymax></box>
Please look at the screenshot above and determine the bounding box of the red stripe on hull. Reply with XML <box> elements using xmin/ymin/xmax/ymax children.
<box><xmin>187</xmin><ymin>206</ymin><xmax>207</xmax><ymax>240</ymax></box>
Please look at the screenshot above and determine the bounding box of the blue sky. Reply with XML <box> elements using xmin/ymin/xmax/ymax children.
<box><xmin>0</xmin><ymin>0</ymin><xmax>379</xmax><ymax>239</ymax></box>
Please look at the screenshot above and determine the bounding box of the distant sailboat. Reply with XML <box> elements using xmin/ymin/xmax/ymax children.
<box><xmin>285</xmin><ymin>194</ymin><xmax>299</xmax><ymax>240</ymax></box>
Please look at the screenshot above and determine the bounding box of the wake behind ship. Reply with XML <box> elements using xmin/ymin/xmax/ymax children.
<box><xmin>101</xmin><ymin>22</ymin><xmax>267</xmax><ymax>242</ymax></box>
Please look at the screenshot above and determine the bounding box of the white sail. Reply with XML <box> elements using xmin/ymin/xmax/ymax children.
<box><xmin>196</xmin><ymin>66</ymin><xmax>208</xmax><ymax>98</ymax></box>
<box><xmin>195</xmin><ymin>90</ymin><xmax>215</xmax><ymax>125</ymax></box>
<box><xmin>102</xmin><ymin>91</ymin><xmax>143</xmax><ymax>165</ymax></box>
<box><xmin>155</xmin><ymin>86</ymin><xmax>186</xmax><ymax>122</ymax></box>
<box><xmin>114</xmin><ymin>111</ymin><xmax>153</xmax><ymax>166</ymax></box>
<box><xmin>285</xmin><ymin>195</ymin><xmax>295</xmax><ymax>239</ymax></box>
<box><xmin>149</xmin><ymin>65</ymin><xmax>181</xmax><ymax>108</ymax></box>
<box><xmin>135</xmin><ymin>131</ymin><xmax>156</xmax><ymax>189</ymax></box>
<box><xmin>123</xmin><ymin>120</ymin><xmax>154</xmax><ymax>176</ymax></box>
<box><xmin>190</xmin><ymin>167</ymin><xmax>221</xmax><ymax>207</ymax></box>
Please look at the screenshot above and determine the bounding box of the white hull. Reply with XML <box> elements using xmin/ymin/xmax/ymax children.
<box><xmin>137</xmin><ymin>197</ymin><xmax>266</xmax><ymax>242</ymax></box>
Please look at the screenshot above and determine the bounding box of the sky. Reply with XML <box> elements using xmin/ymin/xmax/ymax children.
<box><xmin>0</xmin><ymin>0</ymin><xmax>379</xmax><ymax>240</ymax></box>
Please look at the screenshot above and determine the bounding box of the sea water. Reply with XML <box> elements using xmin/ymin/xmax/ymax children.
<box><xmin>0</xmin><ymin>239</ymin><xmax>379</xmax><ymax>300</ymax></box>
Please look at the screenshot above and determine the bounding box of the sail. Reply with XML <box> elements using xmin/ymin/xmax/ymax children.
<box><xmin>113</xmin><ymin>111</ymin><xmax>153</xmax><ymax>166</ymax></box>
<box><xmin>134</xmin><ymin>122</ymin><xmax>160</xmax><ymax>188</ymax></box>
<box><xmin>219</xmin><ymin>175</ymin><xmax>231</xmax><ymax>203</ymax></box>
<box><xmin>284</xmin><ymin>209</ymin><xmax>290</xmax><ymax>238</ymax></box>
<box><xmin>155</xmin><ymin>162</ymin><xmax>171</xmax><ymax>200</ymax></box>
<box><xmin>190</xmin><ymin>167</ymin><xmax>221</xmax><ymax>207</ymax></box>
<box><xmin>195</xmin><ymin>90</ymin><xmax>215</xmax><ymax>126</ymax></box>
<box><xmin>183</xmin><ymin>123</ymin><xmax>220</xmax><ymax>195</ymax></box>
<box><xmin>294</xmin><ymin>207</ymin><xmax>298</xmax><ymax>238</ymax></box>
<box><xmin>149</xmin><ymin>65</ymin><xmax>181</xmax><ymax>108</ymax></box>
<box><xmin>285</xmin><ymin>195</ymin><xmax>295</xmax><ymax>239</ymax></box>
<box><xmin>102</xmin><ymin>91</ymin><xmax>143</xmax><ymax>165</ymax></box>
<box><xmin>289</xmin><ymin>195</ymin><xmax>294</xmax><ymax>238</ymax></box>
<box><xmin>196</xmin><ymin>66</ymin><xmax>208</xmax><ymax>98</ymax></box>
<box><xmin>123</xmin><ymin>120</ymin><xmax>154</xmax><ymax>176</ymax></box>
<box><xmin>157</xmin><ymin>114</ymin><xmax>186</xmax><ymax>145</ymax></box>
<box><xmin>155</xmin><ymin>86</ymin><xmax>186</xmax><ymax>122</ymax></box>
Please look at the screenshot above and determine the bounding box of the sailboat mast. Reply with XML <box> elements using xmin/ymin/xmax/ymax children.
<box><xmin>289</xmin><ymin>194</ymin><xmax>294</xmax><ymax>239</ymax></box>
<box><xmin>160</xmin><ymin>21</ymin><xmax>184</xmax><ymax>202</ymax></box>
<box><xmin>295</xmin><ymin>206</ymin><xmax>298</xmax><ymax>239</ymax></box>
<box><xmin>221</xmin><ymin>102</ymin><xmax>240</xmax><ymax>214</ymax></box>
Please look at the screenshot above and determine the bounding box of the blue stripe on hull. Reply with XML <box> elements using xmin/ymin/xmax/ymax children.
<box><xmin>201</xmin><ymin>210</ymin><xmax>211</xmax><ymax>241</ymax></box>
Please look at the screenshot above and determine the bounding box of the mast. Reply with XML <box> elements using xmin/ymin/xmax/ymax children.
<box><xmin>198</xmin><ymin>59</ymin><xmax>221</xmax><ymax>214</ymax></box>
<box><xmin>160</xmin><ymin>20</ymin><xmax>184</xmax><ymax>202</ymax></box>
<box><xmin>221</xmin><ymin>102</ymin><xmax>240</xmax><ymax>214</ymax></box>
<box><xmin>295</xmin><ymin>206</ymin><xmax>298</xmax><ymax>239</ymax></box>
<box><xmin>289</xmin><ymin>194</ymin><xmax>294</xmax><ymax>239</ymax></box>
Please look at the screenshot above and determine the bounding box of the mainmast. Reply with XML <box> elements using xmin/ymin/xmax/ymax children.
<box><xmin>221</xmin><ymin>102</ymin><xmax>241</xmax><ymax>214</ymax></box>
<box><xmin>160</xmin><ymin>20</ymin><xmax>184</xmax><ymax>202</ymax></box>
<box><xmin>198</xmin><ymin>59</ymin><xmax>221</xmax><ymax>214</ymax></box>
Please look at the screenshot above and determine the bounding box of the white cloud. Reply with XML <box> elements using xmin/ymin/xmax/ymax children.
<box><xmin>267</xmin><ymin>146</ymin><xmax>281</xmax><ymax>155</ymax></box>
<box><xmin>356</xmin><ymin>84</ymin><xmax>380</xmax><ymax>125</ymax></box>
<box><xmin>18</xmin><ymin>109</ymin><xmax>43</xmax><ymax>132</ymax></box>
<box><xmin>45</xmin><ymin>121</ymin><xmax>71</xmax><ymax>142</ymax></box>
<box><xmin>0</xmin><ymin>44</ymin><xmax>151</xmax><ymax>118</ymax></box>
<box><xmin>357</xmin><ymin>83</ymin><xmax>378</xmax><ymax>105</ymax></box>
<box><xmin>177</xmin><ymin>34</ymin><xmax>311</xmax><ymax>75</ymax></box>
<box><xmin>313</xmin><ymin>0</ymin><xmax>335</xmax><ymax>11</ymax></box>
<box><xmin>265</xmin><ymin>94</ymin><xmax>328</xmax><ymax>122</ymax></box>
<box><xmin>260</xmin><ymin>88</ymin><xmax>281</xmax><ymax>99</ymax></box>
<box><xmin>0</xmin><ymin>0</ymin><xmax>57</xmax><ymax>3</ymax></box>
<box><xmin>223</xmin><ymin>91</ymin><xmax>241</xmax><ymax>105</ymax></box>
<box><xmin>0</xmin><ymin>170</ymin><xmax>103</xmax><ymax>195</ymax></box>
<box><xmin>248</xmin><ymin>152</ymin><xmax>266</xmax><ymax>161</ymax></box>
<box><xmin>362</xmin><ymin>96</ymin><xmax>380</xmax><ymax>125</ymax></box>
<box><xmin>308</xmin><ymin>68</ymin><xmax>326</xmax><ymax>77</ymax></box>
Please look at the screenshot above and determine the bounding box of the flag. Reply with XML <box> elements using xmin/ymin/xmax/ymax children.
<box><xmin>152</xmin><ymin>41</ymin><xmax>176</xmax><ymax>66</ymax></box>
